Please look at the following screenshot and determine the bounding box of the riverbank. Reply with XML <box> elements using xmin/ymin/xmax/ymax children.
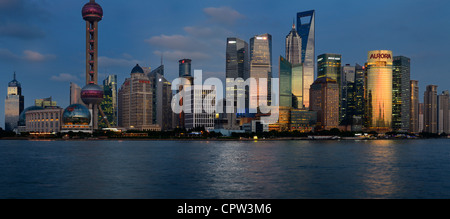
<box><xmin>1</xmin><ymin>135</ymin><xmax>447</xmax><ymax>141</ymax></box>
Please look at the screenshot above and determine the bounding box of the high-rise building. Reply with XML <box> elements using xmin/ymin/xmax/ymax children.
<box><xmin>99</xmin><ymin>75</ymin><xmax>118</xmax><ymax>128</ymax></box>
<box><xmin>286</xmin><ymin>22</ymin><xmax>302</xmax><ymax>65</ymax></box>
<box><xmin>410</xmin><ymin>80</ymin><xmax>419</xmax><ymax>133</ymax></box>
<box><xmin>279</xmin><ymin>56</ymin><xmax>293</xmax><ymax>131</ymax></box>
<box><xmin>392</xmin><ymin>56</ymin><xmax>411</xmax><ymax>132</ymax></box>
<box><xmin>179</xmin><ymin>59</ymin><xmax>192</xmax><ymax>77</ymax></box>
<box><xmin>249</xmin><ymin>33</ymin><xmax>272</xmax><ymax>111</ymax></box>
<box><xmin>354</xmin><ymin>64</ymin><xmax>365</xmax><ymax>117</ymax></box>
<box><xmin>419</xmin><ymin>102</ymin><xmax>424</xmax><ymax>132</ymax></box>
<box><xmin>118</xmin><ymin>64</ymin><xmax>159</xmax><ymax>131</ymax></box>
<box><xmin>285</xmin><ymin>24</ymin><xmax>304</xmax><ymax>109</ymax></box>
<box><xmin>70</xmin><ymin>82</ymin><xmax>84</xmax><ymax>105</ymax></box>
<box><xmin>318</xmin><ymin>53</ymin><xmax>342</xmax><ymax>123</ymax></box>
<box><xmin>340</xmin><ymin>64</ymin><xmax>356</xmax><ymax>125</ymax></box>
<box><xmin>364</xmin><ymin>50</ymin><xmax>393</xmax><ymax>132</ymax></box>
<box><xmin>81</xmin><ymin>0</ymin><xmax>104</xmax><ymax>130</ymax></box>
<box><xmin>297</xmin><ymin>10</ymin><xmax>315</xmax><ymax>108</ymax></box>
<box><xmin>317</xmin><ymin>53</ymin><xmax>342</xmax><ymax>81</ymax></box>
<box><xmin>310</xmin><ymin>77</ymin><xmax>339</xmax><ymax>130</ymax></box>
<box><xmin>225</xmin><ymin>37</ymin><xmax>249</xmax><ymax>127</ymax></box>
<box><xmin>438</xmin><ymin>91</ymin><xmax>449</xmax><ymax>134</ymax></box>
<box><xmin>148</xmin><ymin>65</ymin><xmax>173</xmax><ymax>131</ymax></box>
<box><xmin>184</xmin><ymin>85</ymin><xmax>216</xmax><ymax>131</ymax></box>
<box><xmin>4</xmin><ymin>73</ymin><xmax>24</xmax><ymax>132</ymax></box>
<box><xmin>424</xmin><ymin>85</ymin><xmax>438</xmax><ymax>133</ymax></box>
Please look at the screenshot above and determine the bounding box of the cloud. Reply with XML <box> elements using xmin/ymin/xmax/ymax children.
<box><xmin>50</xmin><ymin>73</ymin><xmax>80</xmax><ymax>82</ymax></box>
<box><xmin>24</xmin><ymin>50</ymin><xmax>55</xmax><ymax>62</ymax></box>
<box><xmin>203</xmin><ymin>6</ymin><xmax>245</xmax><ymax>26</ymax></box>
<box><xmin>0</xmin><ymin>48</ymin><xmax>55</xmax><ymax>62</ymax></box>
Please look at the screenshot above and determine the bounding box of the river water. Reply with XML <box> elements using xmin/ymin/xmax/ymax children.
<box><xmin>0</xmin><ymin>139</ymin><xmax>449</xmax><ymax>199</ymax></box>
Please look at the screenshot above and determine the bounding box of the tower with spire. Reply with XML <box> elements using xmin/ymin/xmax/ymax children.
<box><xmin>4</xmin><ymin>72</ymin><xmax>24</xmax><ymax>132</ymax></box>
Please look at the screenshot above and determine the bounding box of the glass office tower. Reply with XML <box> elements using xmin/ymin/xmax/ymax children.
<box><xmin>297</xmin><ymin>10</ymin><xmax>315</xmax><ymax>108</ymax></box>
<box><xmin>249</xmin><ymin>33</ymin><xmax>272</xmax><ymax>111</ymax></box>
<box><xmin>226</xmin><ymin>37</ymin><xmax>249</xmax><ymax>115</ymax></box>
<box><xmin>392</xmin><ymin>56</ymin><xmax>411</xmax><ymax>132</ymax></box>
<box><xmin>279</xmin><ymin>56</ymin><xmax>292</xmax><ymax>108</ymax></box>
<box><xmin>4</xmin><ymin>73</ymin><xmax>24</xmax><ymax>132</ymax></box>
<box><xmin>364</xmin><ymin>50</ymin><xmax>393</xmax><ymax>132</ymax></box>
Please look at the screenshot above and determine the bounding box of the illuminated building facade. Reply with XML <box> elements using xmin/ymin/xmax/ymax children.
<box><xmin>410</xmin><ymin>80</ymin><xmax>419</xmax><ymax>133</ymax></box>
<box><xmin>26</xmin><ymin>107</ymin><xmax>63</xmax><ymax>133</ymax></box>
<box><xmin>364</xmin><ymin>50</ymin><xmax>393</xmax><ymax>132</ymax></box>
<box><xmin>424</xmin><ymin>85</ymin><xmax>438</xmax><ymax>133</ymax></box>
<box><xmin>310</xmin><ymin>77</ymin><xmax>339</xmax><ymax>130</ymax></box>
<box><xmin>61</xmin><ymin>104</ymin><xmax>92</xmax><ymax>133</ymax></box>
<box><xmin>99</xmin><ymin>75</ymin><xmax>118</xmax><ymax>128</ymax></box>
<box><xmin>225</xmin><ymin>37</ymin><xmax>249</xmax><ymax>128</ymax></box>
<box><xmin>340</xmin><ymin>64</ymin><xmax>355</xmax><ymax>125</ymax></box>
<box><xmin>297</xmin><ymin>10</ymin><xmax>315</xmax><ymax>108</ymax></box>
<box><xmin>4</xmin><ymin>73</ymin><xmax>24</xmax><ymax>132</ymax></box>
<box><xmin>392</xmin><ymin>56</ymin><xmax>411</xmax><ymax>132</ymax></box>
<box><xmin>250</xmin><ymin>33</ymin><xmax>272</xmax><ymax>111</ymax></box>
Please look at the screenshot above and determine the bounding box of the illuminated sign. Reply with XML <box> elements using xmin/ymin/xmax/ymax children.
<box><xmin>370</xmin><ymin>53</ymin><xmax>392</xmax><ymax>60</ymax></box>
<box><xmin>368</xmin><ymin>50</ymin><xmax>393</xmax><ymax>63</ymax></box>
<box><xmin>228</xmin><ymin>41</ymin><xmax>237</xmax><ymax>44</ymax></box>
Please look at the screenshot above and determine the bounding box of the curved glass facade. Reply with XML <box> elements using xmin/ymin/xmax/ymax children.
<box><xmin>365</xmin><ymin>50</ymin><xmax>393</xmax><ymax>132</ymax></box>
<box><xmin>63</xmin><ymin>104</ymin><xmax>91</xmax><ymax>126</ymax></box>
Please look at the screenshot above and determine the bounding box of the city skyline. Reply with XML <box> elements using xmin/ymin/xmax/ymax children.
<box><xmin>1</xmin><ymin>0</ymin><xmax>450</xmax><ymax>129</ymax></box>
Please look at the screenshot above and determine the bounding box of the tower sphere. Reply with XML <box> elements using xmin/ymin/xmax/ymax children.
<box><xmin>82</xmin><ymin>1</ymin><xmax>103</xmax><ymax>22</ymax></box>
<box><xmin>81</xmin><ymin>83</ymin><xmax>104</xmax><ymax>105</ymax></box>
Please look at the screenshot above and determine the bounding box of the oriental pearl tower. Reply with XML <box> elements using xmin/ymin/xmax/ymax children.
<box><xmin>81</xmin><ymin>0</ymin><xmax>104</xmax><ymax>130</ymax></box>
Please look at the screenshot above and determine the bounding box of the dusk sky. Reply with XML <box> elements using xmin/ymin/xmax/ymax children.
<box><xmin>1</xmin><ymin>0</ymin><xmax>450</xmax><ymax>129</ymax></box>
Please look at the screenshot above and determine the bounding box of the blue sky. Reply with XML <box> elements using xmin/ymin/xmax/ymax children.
<box><xmin>1</xmin><ymin>0</ymin><xmax>450</xmax><ymax>129</ymax></box>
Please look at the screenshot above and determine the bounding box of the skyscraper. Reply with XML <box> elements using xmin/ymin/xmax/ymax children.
<box><xmin>392</xmin><ymin>56</ymin><xmax>411</xmax><ymax>132</ymax></box>
<box><xmin>118</xmin><ymin>64</ymin><xmax>159</xmax><ymax>131</ymax></box>
<box><xmin>297</xmin><ymin>10</ymin><xmax>315</xmax><ymax>108</ymax></box>
<box><xmin>99</xmin><ymin>75</ymin><xmax>118</xmax><ymax>128</ymax></box>
<box><xmin>226</xmin><ymin>37</ymin><xmax>249</xmax><ymax>113</ymax></box>
<box><xmin>249</xmin><ymin>33</ymin><xmax>272</xmax><ymax>111</ymax></box>
<box><xmin>340</xmin><ymin>64</ymin><xmax>356</xmax><ymax>125</ymax></box>
<box><xmin>70</xmin><ymin>82</ymin><xmax>84</xmax><ymax>105</ymax></box>
<box><xmin>286</xmin><ymin>22</ymin><xmax>302</xmax><ymax>65</ymax></box>
<box><xmin>81</xmin><ymin>0</ymin><xmax>104</xmax><ymax>130</ymax></box>
<box><xmin>410</xmin><ymin>80</ymin><xmax>419</xmax><ymax>133</ymax></box>
<box><xmin>148</xmin><ymin>64</ymin><xmax>173</xmax><ymax>131</ymax></box>
<box><xmin>4</xmin><ymin>73</ymin><xmax>24</xmax><ymax>132</ymax></box>
<box><xmin>309</xmin><ymin>77</ymin><xmax>339</xmax><ymax>130</ymax></box>
<box><xmin>424</xmin><ymin>85</ymin><xmax>438</xmax><ymax>133</ymax></box>
<box><xmin>317</xmin><ymin>53</ymin><xmax>342</xmax><ymax>81</ymax></box>
<box><xmin>438</xmin><ymin>91</ymin><xmax>449</xmax><ymax>134</ymax></box>
<box><xmin>364</xmin><ymin>50</ymin><xmax>393</xmax><ymax>132</ymax></box>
